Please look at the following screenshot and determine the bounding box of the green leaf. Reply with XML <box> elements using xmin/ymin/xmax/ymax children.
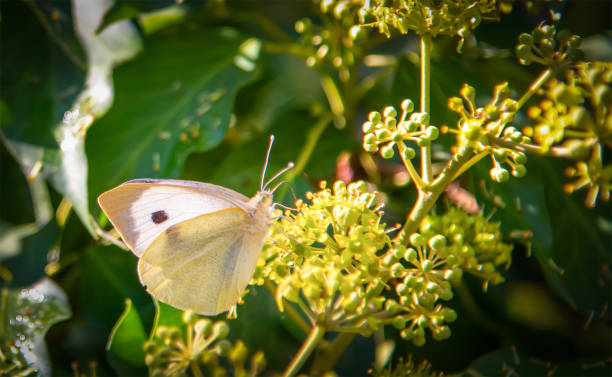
<box><xmin>150</xmin><ymin>301</ymin><xmax>188</xmax><ymax>338</ymax></box>
<box><xmin>0</xmin><ymin>0</ymin><xmax>141</xmax><ymax>235</ymax></box>
<box><xmin>96</xmin><ymin>0</ymin><xmax>191</xmax><ymax>35</ymax></box>
<box><xmin>87</xmin><ymin>26</ymin><xmax>261</xmax><ymax>204</ymax></box>
<box><xmin>458</xmin><ymin>347</ymin><xmax>611</xmax><ymax>376</ymax></box>
<box><xmin>0</xmin><ymin>278</ymin><xmax>71</xmax><ymax>377</ymax></box>
<box><xmin>79</xmin><ymin>246</ymin><xmax>152</xmax><ymax>330</ymax></box>
<box><xmin>107</xmin><ymin>298</ymin><xmax>147</xmax><ymax>373</ymax></box>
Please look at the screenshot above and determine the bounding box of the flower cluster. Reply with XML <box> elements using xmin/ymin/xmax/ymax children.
<box><xmin>357</xmin><ymin>0</ymin><xmax>512</xmax><ymax>50</ymax></box>
<box><xmin>144</xmin><ymin>311</ymin><xmax>266</xmax><ymax>377</ymax></box>
<box><xmin>525</xmin><ymin>62</ymin><xmax>612</xmax><ymax>207</ymax></box>
<box><xmin>296</xmin><ymin>0</ymin><xmax>370</xmax><ymax>82</ymax></box>
<box><xmin>516</xmin><ymin>24</ymin><xmax>582</xmax><ymax>67</ymax></box>
<box><xmin>446</xmin><ymin>82</ymin><xmax>529</xmax><ymax>182</ymax></box>
<box><xmin>362</xmin><ymin>99</ymin><xmax>439</xmax><ymax>160</ymax></box>
<box><xmin>371</xmin><ymin>355</ymin><xmax>443</xmax><ymax>377</ymax></box>
<box><xmin>254</xmin><ymin>181</ymin><xmax>512</xmax><ymax>346</ymax></box>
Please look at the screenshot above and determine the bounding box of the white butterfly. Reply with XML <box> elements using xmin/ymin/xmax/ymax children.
<box><xmin>98</xmin><ymin>136</ymin><xmax>292</xmax><ymax>315</ymax></box>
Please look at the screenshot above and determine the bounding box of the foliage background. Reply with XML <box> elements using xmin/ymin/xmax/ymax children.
<box><xmin>1</xmin><ymin>0</ymin><xmax>611</xmax><ymax>376</ymax></box>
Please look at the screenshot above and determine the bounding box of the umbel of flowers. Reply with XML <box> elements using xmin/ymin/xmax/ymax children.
<box><xmin>252</xmin><ymin>181</ymin><xmax>512</xmax><ymax>347</ymax></box>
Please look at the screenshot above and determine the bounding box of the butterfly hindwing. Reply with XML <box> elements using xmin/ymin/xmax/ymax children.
<box><xmin>137</xmin><ymin>207</ymin><xmax>264</xmax><ymax>315</ymax></box>
<box><xmin>97</xmin><ymin>179</ymin><xmax>250</xmax><ymax>256</ymax></box>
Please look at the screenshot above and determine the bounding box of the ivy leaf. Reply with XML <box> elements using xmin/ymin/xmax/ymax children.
<box><xmin>106</xmin><ymin>298</ymin><xmax>148</xmax><ymax>374</ymax></box>
<box><xmin>458</xmin><ymin>347</ymin><xmax>611</xmax><ymax>376</ymax></box>
<box><xmin>87</xmin><ymin>26</ymin><xmax>261</xmax><ymax>205</ymax></box>
<box><xmin>0</xmin><ymin>278</ymin><xmax>71</xmax><ymax>377</ymax></box>
<box><xmin>0</xmin><ymin>0</ymin><xmax>141</xmax><ymax>235</ymax></box>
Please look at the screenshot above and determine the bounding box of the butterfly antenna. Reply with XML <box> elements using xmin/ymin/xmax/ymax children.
<box><xmin>264</xmin><ymin>162</ymin><xmax>294</xmax><ymax>190</ymax></box>
<box><xmin>261</xmin><ymin>135</ymin><xmax>275</xmax><ymax>191</ymax></box>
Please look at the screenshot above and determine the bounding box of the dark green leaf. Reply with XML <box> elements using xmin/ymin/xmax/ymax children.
<box><xmin>458</xmin><ymin>347</ymin><xmax>611</xmax><ymax>376</ymax></box>
<box><xmin>106</xmin><ymin>298</ymin><xmax>147</xmax><ymax>373</ymax></box>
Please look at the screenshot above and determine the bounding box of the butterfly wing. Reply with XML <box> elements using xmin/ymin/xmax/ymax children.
<box><xmin>97</xmin><ymin>179</ymin><xmax>251</xmax><ymax>256</ymax></box>
<box><xmin>138</xmin><ymin>207</ymin><xmax>268</xmax><ymax>315</ymax></box>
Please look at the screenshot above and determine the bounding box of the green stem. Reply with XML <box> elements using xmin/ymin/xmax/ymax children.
<box><xmin>420</xmin><ymin>34</ymin><xmax>433</xmax><ymax>184</ymax></box>
<box><xmin>311</xmin><ymin>333</ymin><xmax>356</xmax><ymax>374</ymax></box>
<box><xmin>320</xmin><ymin>74</ymin><xmax>345</xmax><ymax>127</ymax></box>
<box><xmin>283</xmin><ymin>325</ymin><xmax>326</xmax><ymax>377</ymax></box>
<box><xmin>395</xmin><ymin>147</ymin><xmax>474</xmax><ymax>244</ymax></box>
<box><xmin>264</xmin><ymin>281</ymin><xmax>311</xmax><ymax>335</ymax></box>
<box><xmin>190</xmin><ymin>362</ymin><xmax>205</xmax><ymax>377</ymax></box>
<box><xmin>516</xmin><ymin>68</ymin><xmax>553</xmax><ymax>110</ymax></box>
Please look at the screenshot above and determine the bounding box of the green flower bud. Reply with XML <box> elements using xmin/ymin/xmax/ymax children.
<box><xmin>405</xmin><ymin>119</ymin><xmax>418</xmax><ymax>132</ymax></box>
<box><xmin>404</xmin><ymin>248</ymin><xmax>417</xmax><ymax>262</ymax></box>
<box><xmin>229</xmin><ymin>340</ymin><xmax>248</xmax><ymax>363</ymax></box>
<box><xmin>512</xmin><ymin>152</ymin><xmax>527</xmax><ymax>164</ymax></box>
<box><xmin>426</xmin><ymin>281</ymin><xmax>438</xmax><ymax>293</ymax></box>
<box><xmin>364</xmin><ymin>143</ymin><xmax>378</xmax><ymax>152</ymax></box>
<box><xmin>155</xmin><ymin>326</ymin><xmax>169</xmax><ymax>340</ymax></box>
<box><xmin>392</xmin><ymin>316</ymin><xmax>407</xmax><ymax>329</ymax></box>
<box><xmin>439</xmin><ymin>288</ymin><xmax>454</xmax><ymax>301</ymax></box>
<box><xmin>511</xmin><ymin>165</ymin><xmax>527</xmax><ymax>178</ymax></box>
<box><xmin>143</xmin><ymin>340</ymin><xmax>157</xmax><ymax>354</ymax></box>
<box><xmin>391</xmin><ymin>262</ymin><xmax>404</xmax><ymax>278</ymax></box>
<box><xmin>216</xmin><ymin>339</ymin><xmax>232</xmax><ymax>356</ymax></box>
<box><xmin>349</xmin><ymin>25</ymin><xmax>362</xmax><ymax>40</ymax></box>
<box><xmin>518</xmin><ymin>33</ymin><xmax>534</xmax><ymax>46</ymax></box>
<box><xmin>417</xmin><ymin>138</ymin><xmax>430</xmax><ymax>147</ymax></box>
<box><xmin>385</xmin><ymin>299</ymin><xmax>400</xmax><ymax>313</ymax></box>
<box><xmin>433</xmin><ymin>326</ymin><xmax>451</xmax><ymax>340</ymax></box>
<box><xmin>448</xmin><ymin>97</ymin><xmax>464</xmax><ymax>112</ymax></box>
<box><xmin>194</xmin><ymin>319</ymin><xmax>213</xmax><ymax>337</ymax></box>
<box><xmin>404</xmin><ymin>274</ymin><xmax>416</xmax><ymax>287</ymax></box>
<box><xmin>401</xmin><ymin>99</ymin><xmax>414</xmax><ymax>112</ymax></box>
<box><xmin>396</xmin><ymin>283</ymin><xmax>409</xmax><ymax>296</ymax></box>
<box><xmin>401</xmin><ymin>147</ymin><xmax>416</xmax><ymax>160</ymax></box>
<box><xmin>369</xmin><ymin>111</ymin><xmax>382</xmax><ymax>123</ymax></box>
<box><xmin>426</xmin><ymin>126</ymin><xmax>439</xmax><ymax>140</ymax></box>
<box><xmin>212</xmin><ymin>321</ymin><xmax>230</xmax><ymax>339</ymax></box>
<box><xmin>342</xmin><ymin>292</ymin><xmax>360</xmax><ymax>312</ymax></box>
<box><xmin>375</xmin><ymin>129</ymin><xmax>390</xmax><ymax>140</ymax></box>
<box><xmin>410</xmin><ymin>233</ymin><xmax>426</xmax><ymax>247</ymax></box>
<box><xmin>383</xmin><ymin>106</ymin><xmax>397</xmax><ymax>118</ymax></box>
<box><xmin>183</xmin><ymin>310</ymin><xmax>198</xmax><ymax>325</ymax></box>
<box><xmin>391</xmin><ymin>131</ymin><xmax>402</xmax><ymax>142</ymax></box>
<box><xmin>362</xmin><ymin>121</ymin><xmax>375</xmax><ymax>133</ymax></box>
<box><xmin>422</xmin><ymin>260</ymin><xmax>433</xmax><ymax>272</ymax></box>
<box><xmin>428</xmin><ymin>235</ymin><xmax>446</xmax><ymax>251</ymax></box>
<box><xmin>490</xmin><ymin>167</ymin><xmax>509</xmax><ymax>182</ymax></box>
<box><xmin>443</xmin><ymin>268</ymin><xmax>462</xmax><ymax>283</ymax></box>
<box><xmin>400</xmin><ymin>329</ymin><xmax>412</xmax><ymax>339</ymax></box>
<box><xmin>460</xmin><ymin>84</ymin><xmax>476</xmax><ymax>103</ymax></box>
<box><xmin>416</xmin><ymin>315</ymin><xmax>429</xmax><ymax>327</ymax></box>
<box><xmin>443</xmin><ymin>308</ymin><xmax>458</xmax><ymax>322</ymax></box>
<box><xmin>381</xmin><ymin>145</ymin><xmax>394</xmax><ymax>159</ymax></box>
<box><xmin>386</xmin><ymin>117</ymin><xmax>397</xmax><ymax>128</ymax></box>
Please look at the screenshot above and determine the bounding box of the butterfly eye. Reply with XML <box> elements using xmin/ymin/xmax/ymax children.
<box><xmin>151</xmin><ymin>210</ymin><xmax>169</xmax><ymax>224</ymax></box>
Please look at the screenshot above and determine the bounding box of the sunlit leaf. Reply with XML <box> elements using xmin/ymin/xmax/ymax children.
<box><xmin>0</xmin><ymin>278</ymin><xmax>71</xmax><ymax>377</ymax></box>
<box><xmin>107</xmin><ymin>298</ymin><xmax>147</xmax><ymax>374</ymax></box>
<box><xmin>87</xmin><ymin>26</ymin><xmax>261</xmax><ymax>205</ymax></box>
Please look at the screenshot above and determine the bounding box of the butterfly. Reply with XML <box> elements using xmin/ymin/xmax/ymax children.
<box><xmin>97</xmin><ymin>136</ymin><xmax>292</xmax><ymax>315</ymax></box>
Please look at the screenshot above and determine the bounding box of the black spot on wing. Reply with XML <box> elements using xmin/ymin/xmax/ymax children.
<box><xmin>151</xmin><ymin>210</ymin><xmax>169</xmax><ymax>224</ymax></box>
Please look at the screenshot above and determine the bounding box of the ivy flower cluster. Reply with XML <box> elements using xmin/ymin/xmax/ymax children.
<box><xmin>525</xmin><ymin>62</ymin><xmax>612</xmax><ymax>207</ymax></box>
<box><xmin>362</xmin><ymin>99</ymin><xmax>439</xmax><ymax>160</ymax></box>
<box><xmin>357</xmin><ymin>0</ymin><xmax>512</xmax><ymax>49</ymax></box>
<box><xmin>144</xmin><ymin>311</ymin><xmax>265</xmax><ymax>377</ymax></box>
<box><xmin>516</xmin><ymin>24</ymin><xmax>582</xmax><ymax>67</ymax></box>
<box><xmin>446</xmin><ymin>82</ymin><xmax>529</xmax><ymax>182</ymax></box>
<box><xmin>371</xmin><ymin>355</ymin><xmax>443</xmax><ymax>377</ymax></box>
<box><xmin>253</xmin><ymin>181</ymin><xmax>512</xmax><ymax>346</ymax></box>
<box><xmin>295</xmin><ymin>0</ymin><xmax>370</xmax><ymax>82</ymax></box>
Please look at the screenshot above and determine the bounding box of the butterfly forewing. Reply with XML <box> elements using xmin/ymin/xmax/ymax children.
<box><xmin>97</xmin><ymin>179</ymin><xmax>251</xmax><ymax>256</ymax></box>
<box><xmin>138</xmin><ymin>207</ymin><xmax>267</xmax><ymax>315</ymax></box>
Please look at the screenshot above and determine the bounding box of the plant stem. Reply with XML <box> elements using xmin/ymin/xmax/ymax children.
<box><xmin>420</xmin><ymin>34</ymin><xmax>433</xmax><ymax>184</ymax></box>
<box><xmin>516</xmin><ymin>68</ymin><xmax>553</xmax><ymax>110</ymax></box>
<box><xmin>395</xmin><ymin>147</ymin><xmax>474</xmax><ymax>243</ymax></box>
<box><xmin>264</xmin><ymin>281</ymin><xmax>311</xmax><ymax>335</ymax></box>
<box><xmin>311</xmin><ymin>332</ymin><xmax>356</xmax><ymax>374</ymax></box>
<box><xmin>283</xmin><ymin>325</ymin><xmax>326</xmax><ymax>377</ymax></box>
